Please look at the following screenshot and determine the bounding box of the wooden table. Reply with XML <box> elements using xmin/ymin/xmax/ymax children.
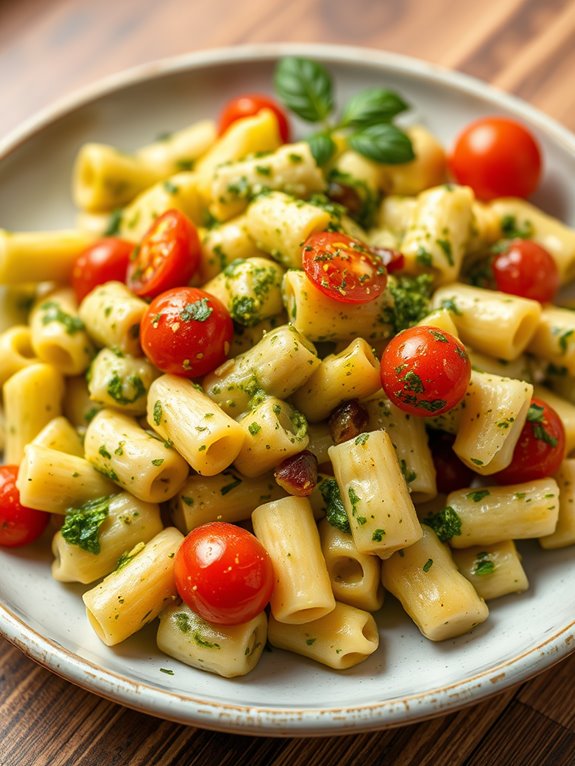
<box><xmin>1</xmin><ymin>1</ymin><xmax>575</xmax><ymax>763</ymax></box>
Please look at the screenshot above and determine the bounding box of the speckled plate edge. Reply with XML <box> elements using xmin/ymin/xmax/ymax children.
<box><xmin>1</xmin><ymin>42</ymin><xmax>575</xmax><ymax>736</ymax></box>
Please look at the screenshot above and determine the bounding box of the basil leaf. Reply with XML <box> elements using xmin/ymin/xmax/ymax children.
<box><xmin>349</xmin><ymin>124</ymin><xmax>415</xmax><ymax>164</ymax></box>
<box><xmin>307</xmin><ymin>133</ymin><xmax>336</xmax><ymax>166</ymax></box>
<box><xmin>342</xmin><ymin>87</ymin><xmax>409</xmax><ymax>128</ymax></box>
<box><xmin>274</xmin><ymin>57</ymin><xmax>334</xmax><ymax>123</ymax></box>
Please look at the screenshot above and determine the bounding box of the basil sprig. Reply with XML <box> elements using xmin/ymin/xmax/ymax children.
<box><xmin>274</xmin><ymin>56</ymin><xmax>414</xmax><ymax>166</ymax></box>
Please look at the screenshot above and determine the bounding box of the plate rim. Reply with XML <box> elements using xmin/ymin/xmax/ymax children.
<box><xmin>1</xmin><ymin>41</ymin><xmax>575</xmax><ymax>736</ymax></box>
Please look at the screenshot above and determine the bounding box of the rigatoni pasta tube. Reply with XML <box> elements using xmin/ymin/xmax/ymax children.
<box><xmin>88</xmin><ymin>348</ymin><xmax>157</xmax><ymax>415</ymax></box>
<box><xmin>147</xmin><ymin>374</ymin><xmax>245</xmax><ymax>475</ymax></box>
<box><xmin>319</xmin><ymin>519</ymin><xmax>384</xmax><ymax>612</ymax></box>
<box><xmin>52</xmin><ymin>492</ymin><xmax>163</xmax><ymax>584</ymax></box>
<box><xmin>203</xmin><ymin>324</ymin><xmax>320</xmax><ymax>415</ymax></box>
<box><xmin>540</xmin><ymin>460</ymin><xmax>575</xmax><ymax>549</ymax></box>
<box><xmin>82</xmin><ymin>527</ymin><xmax>183</xmax><ymax>646</ymax></box>
<box><xmin>442</xmin><ymin>478</ymin><xmax>559</xmax><ymax>548</ymax></box>
<box><xmin>452</xmin><ymin>541</ymin><xmax>528</xmax><ymax>600</ymax></box>
<box><xmin>328</xmin><ymin>431</ymin><xmax>422</xmax><ymax>558</ymax></box>
<box><xmin>84</xmin><ymin>409</ymin><xmax>189</xmax><ymax>502</ymax></box>
<box><xmin>291</xmin><ymin>338</ymin><xmax>381</xmax><ymax>422</ymax></box>
<box><xmin>135</xmin><ymin>120</ymin><xmax>216</xmax><ymax>176</ymax></box>
<box><xmin>64</xmin><ymin>375</ymin><xmax>102</xmax><ymax>429</ymax></box>
<box><xmin>32</xmin><ymin>416</ymin><xmax>84</xmax><ymax>457</ymax></box>
<box><xmin>157</xmin><ymin>603</ymin><xmax>267</xmax><ymax>678</ymax></box>
<box><xmin>0</xmin><ymin>229</ymin><xmax>95</xmax><ymax>284</ymax></box>
<box><xmin>199</xmin><ymin>215</ymin><xmax>265</xmax><ymax>281</ymax></box>
<box><xmin>16</xmin><ymin>444</ymin><xmax>117</xmax><ymax>513</ymax></box>
<box><xmin>382</xmin><ymin>526</ymin><xmax>489</xmax><ymax>641</ymax></box>
<box><xmin>3</xmin><ymin>363</ymin><xmax>65</xmax><ymax>464</ymax></box>
<box><xmin>527</xmin><ymin>306</ymin><xmax>575</xmax><ymax>376</ymax></box>
<box><xmin>268</xmin><ymin>601</ymin><xmax>379</xmax><ymax>670</ymax></box>
<box><xmin>0</xmin><ymin>325</ymin><xmax>38</xmax><ymax>386</ymax></box>
<box><xmin>78</xmin><ymin>281</ymin><xmax>147</xmax><ymax>357</ymax></box>
<box><xmin>432</xmin><ymin>283</ymin><xmax>541</xmax><ymax>360</ymax></box>
<box><xmin>251</xmin><ymin>496</ymin><xmax>335</xmax><ymax>624</ymax></box>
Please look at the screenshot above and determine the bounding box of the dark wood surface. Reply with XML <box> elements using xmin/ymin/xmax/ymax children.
<box><xmin>1</xmin><ymin>1</ymin><xmax>575</xmax><ymax>763</ymax></box>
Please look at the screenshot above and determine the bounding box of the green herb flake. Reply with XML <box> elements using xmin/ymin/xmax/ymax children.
<box><xmin>439</xmin><ymin>297</ymin><xmax>462</xmax><ymax>316</ymax></box>
<box><xmin>40</xmin><ymin>301</ymin><xmax>85</xmax><ymax>335</ymax></box>
<box><xmin>151</xmin><ymin>458</ymin><xmax>164</xmax><ymax>466</ymax></box>
<box><xmin>422</xmin><ymin>558</ymin><xmax>433</xmax><ymax>572</ymax></box>
<box><xmin>180</xmin><ymin>298</ymin><xmax>213</xmax><ymax>322</ymax></box>
<box><xmin>423</xmin><ymin>505</ymin><xmax>462</xmax><ymax>542</ymax></box>
<box><xmin>319</xmin><ymin>477</ymin><xmax>350</xmax><ymax>532</ymax></box>
<box><xmin>98</xmin><ymin>445</ymin><xmax>112</xmax><ymax>460</ymax></box>
<box><xmin>159</xmin><ymin>668</ymin><xmax>174</xmax><ymax>675</ymax></box>
<box><xmin>372</xmin><ymin>528</ymin><xmax>385</xmax><ymax>542</ymax></box>
<box><xmin>473</xmin><ymin>551</ymin><xmax>496</xmax><ymax>576</ymax></box>
<box><xmin>61</xmin><ymin>495</ymin><xmax>114</xmax><ymax>554</ymax></box>
<box><xmin>220</xmin><ymin>475</ymin><xmax>242</xmax><ymax>495</ymax></box>
<box><xmin>526</xmin><ymin>402</ymin><xmax>558</xmax><ymax>447</ymax></box>
<box><xmin>466</xmin><ymin>489</ymin><xmax>490</xmax><ymax>502</ymax></box>
<box><xmin>354</xmin><ymin>433</ymin><xmax>369</xmax><ymax>446</ymax></box>
<box><xmin>153</xmin><ymin>400</ymin><xmax>163</xmax><ymax>426</ymax></box>
<box><xmin>248</xmin><ymin>422</ymin><xmax>261</xmax><ymax>436</ymax></box>
<box><xmin>107</xmin><ymin>373</ymin><xmax>146</xmax><ymax>405</ymax></box>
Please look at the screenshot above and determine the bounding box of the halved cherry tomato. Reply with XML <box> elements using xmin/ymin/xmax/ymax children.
<box><xmin>492</xmin><ymin>239</ymin><xmax>559</xmax><ymax>303</ymax></box>
<box><xmin>218</xmin><ymin>94</ymin><xmax>290</xmax><ymax>143</ymax></box>
<box><xmin>127</xmin><ymin>210</ymin><xmax>201</xmax><ymax>299</ymax></box>
<box><xmin>302</xmin><ymin>231</ymin><xmax>388</xmax><ymax>304</ymax></box>
<box><xmin>449</xmin><ymin>117</ymin><xmax>542</xmax><ymax>201</ymax></box>
<box><xmin>427</xmin><ymin>430</ymin><xmax>476</xmax><ymax>494</ymax></box>
<box><xmin>380</xmin><ymin>326</ymin><xmax>471</xmax><ymax>417</ymax></box>
<box><xmin>0</xmin><ymin>465</ymin><xmax>49</xmax><ymax>547</ymax></box>
<box><xmin>370</xmin><ymin>246</ymin><xmax>405</xmax><ymax>274</ymax></box>
<box><xmin>174</xmin><ymin>522</ymin><xmax>274</xmax><ymax>625</ymax></box>
<box><xmin>493</xmin><ymin>398</ymin><xmax>565</xmax><ymax>484</ymax></box>
<box><xmin>140</xmin><ymin>286</ymin><xmax>233</xmax><ymax>378</ymax></box>
<box><xmin>72</xmin><ymin>237</ymin><xmax>132</xmax><ymax>303</ymax></box>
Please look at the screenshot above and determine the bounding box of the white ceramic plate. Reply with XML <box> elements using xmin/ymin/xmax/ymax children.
<box><xmin>1</xmin><ymin>43</ymin><xmax>575</xmax><ymax>737</ymax></box>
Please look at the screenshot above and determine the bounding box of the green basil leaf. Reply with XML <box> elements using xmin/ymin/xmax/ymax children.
<box><xmin>349</xmin><ymin>123</ymin><xmax>415</xmax><ymax>164</ymax></box>
<box><xmin>307</xmin><ymin>133</ymin><xmax>336</xmax><ymax>166</ymax></box>
<box><xmin>274</xmin><ymin>57</ymin><xmax>334</xmax><ymax>123</ymax></box>
<box><xmin>341</xmin><ymin>87</ymin><xmax>409</xmax><ymax>127</ymax></box>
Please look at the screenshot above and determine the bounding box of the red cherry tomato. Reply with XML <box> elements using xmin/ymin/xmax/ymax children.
<box><xmin>494</xmin><ymin>398</ymin><xmax>566</xmax><ymax>484</ymax></box>
<box><xmin>449</xmin><ymin>117</ymin><xmax>542</xmax><ymax>201</ymax></box>
<box><xmin>302</xmin><ymin>231</ymin><xmax>388</xmax><ymax>304</ymax></box>
<box><xmin>492</xmin><ymin>239</ymin><xmax>559</xmax><ymax>303</ymax></box>
<box><xmin>127</xmin><ymin>210</ymin><xmax>201</xmax><ymax>299</ymax></box>
<box><xmin>380</xmin><ymin>326</ymin><xmax>471</xmax><ymax>417</ymax></box>
<box><xmin>0</xmin><ymin>465</ymin><xmax>49</xmax><ymax>547</ymax></box>
<box><xmin>140</xmin><ymin>286</ymin><xmax>233</xmax><ymax>378</ymax></box>
<box><xmin>427</xmin><ymin>430</ymin><xmax>476</xmax><ymax>494</ymax></box>
<box><xmin>218</xmin><ymin>94</ymin><xmax>290</xmax><ymax>143</ymax></box>
<box><xmin>72</xmin><ymin>237</ymin><xmax>132</xmax><ymax>303</ymax></box>
<box><xmin>174</xmin><ymin>522</ymin><xmax>274</xmax><ymax>626</ymax></box>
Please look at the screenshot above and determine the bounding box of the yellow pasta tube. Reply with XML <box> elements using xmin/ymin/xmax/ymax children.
<box><xmin>0</xmin><ymin>285</ymin><xmax>37</xmax><ymax>332</ymax></box>
<box><xmin>157</xmin><ymin>604</ymin><xmax>267</xmax><ymax>678</ymax></box>
<box><xmin>319</xmin><ymin>519</ymin><xmax>384</xmax><ymax>612</ymax></box>
<box><xmin>64</xmin><ymin>375</ymin><xmax>102</xmax><ymax>430</ymax></box>
<box><xmin>82</xmin><ymin>527</ymin><xmax>183</xmax><ymax>646</ymax></box>
<box><xmin>527</xmin><ymin>306</ymin><xmax>575</xmax><ymax>376</ymax></box>
<box><xmin>0</xmin><ymin>229</ymin><xmax>95</xmax><ymax>284</ymax></box>
<box><xmin>380</xmin><ymin>125</ymin><xmax>448</xmax><ymax>196</ymax></box>
<box><xmin>540</xmin><ymin>460</ymin><xmax>575</xmax><ymax>549</ymax></box>
<box><xmin>466</xmin><ymin>348</ymin><xmax>532</xmax><ymax>382</ymax></box>
<box><xmin>52</xmin><ymin>492</ymin><xmax>163</xmax><ymax>583</ymax></box>
<box><xmin>135</xmin><ymin>120</ymin><xmax>217</xmax><ymax>176</ymax></box>
<box><xmin>0</xmin><ymin>325</ymin><xmax>38</xmax><ymax>385</ymax></box>
<box><xmin>291</xmin><ymin>339</ymin><xmax>381</xmax><ymax>423</ymax></box>
<box><xmin>199</xmin><ymin>215</ymin><xmax>265</xmax><ymax>281</ymax></box>
<box><xmin>16</xmin><ymin>444</ymin><xmax>117</xmax><ymax>513</ymax></box>
<box><xmin>227</xmin><ymin>313</ymin><xmax>287</xmax><ymax>357</ymax></box>
<box><xmin>234</xmin><ymin>397</ymin><xmax>309</xmax><ymax>478</ymax></box>
<box><xmin>203</xmin><ymin>324</ymin><xmax>320</xmax><ymax>415</ymax></box>
<box><xmin>84</xmin><ymin>409</ymin><xmax>189</xmax><ymax>502</ymax></box>
<box><xmin>252</xmin><ymin>496</ymin><xmax>335</xmax><ymax>624</ymax></box>
<box><xmin>328</xmin><ymin>430</ymin><xmax>422</xmax><ymax>558</ymax></box>
<box><xmin>3</xmin><ymin>363</ymin><xmax>65</xmax><ymax>464</ymax></box>
<box><xmin>382</xmin><ymin>526</ymin><xmax>489</xmax><ymax>641</ymax></box>
<box><xmin>376</xmin><ymin>195</ymin><xmax>417</xmax><ymax>236</ymax></box>
<box><xmin>452</xmin><ymin>541</ymin><xmax>529</xmax><ymax>600</ymax></box>
<box><xmin>268</xmin><ymin>601</ymin><xmax>379</xmax><ymax>670</ymax></box>
<box><xmin>417</xmin><ymin>308</ymin><xmax>460</xmax><ymax>338</ymax></box>
<box><xmin>88</xmin><ymin>348</ymin><xmax>157</xmax><ymax>415</ymax></box>
<box><xmin>32</xmin><ymin>416</ymin><xmax>84</xmax><ymax>457</ymax></box>
<box><xmin>78</xmin><ymin>281</ymin><xmax>147</xmax><ymax>356</ymax></box>
<box><xmin>147</xmin><ymin>374</ymin><xmax>245</xmax><ymax>475</ymax></box>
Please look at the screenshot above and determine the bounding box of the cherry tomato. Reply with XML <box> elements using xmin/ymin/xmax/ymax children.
<box><xmin>380</xmin><ymin>326</ymin><xmax>471</xmax><ymax>417</ymax></box>
<box><xmin>427</xmin><ymin>430</ymin><xmax>476</xmax><ymax>494</ymax></box>
<box><xmin>72</xmin><ymin>237</ymin><xmax>132</xmax><ymax>303</ymax></box>
<box><xmin>492</xmin><ymin>239</ymin><xmax>559</xmax><ymax>303</ymax></box>
<box><xmin>370</xmin><ymin>246</ymin><xmax>405</xmax><ymax>274</ymax></box>
<box><xmin>449</xmin><ymin>117</ymin><xmax>542</xmax><ymax>201</ymax></box>
<box><xmin>218</xmin><ymin>94</ymin><xmax>290</xmax><ymax>143</ymax></box>
<box><xmin>140</xmin><ymin>286</ymin><xmax>233</xmax><ymax>378</ymax></box>
<box><xmin>174</xmin><ymin>522</ymin><xmax>274</xmax><ymax>625</ymax></box>
<box><xmin>127</xmin><ymin>210</ymin><xmax>201</xmax><ymax>299</ymax></box>
<box><xmin>302</xmin><ymin>231</ymin><xmax>388</xmax><ymax>304</ymax></box>
<box><xmin>0</xmin><ymin>465</ymin><xmax>49</xmax><ymax>547</ymax></box>
<box><xmin>493</xmin><ymin>398</ymin><xmax>565</xmax><ymax>484</ymax></box>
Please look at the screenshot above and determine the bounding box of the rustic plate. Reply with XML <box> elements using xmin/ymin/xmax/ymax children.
<box><xmin>1</xmin><ymin>43</ymin><xmax>574</xmax><ymax>736</ymax></box>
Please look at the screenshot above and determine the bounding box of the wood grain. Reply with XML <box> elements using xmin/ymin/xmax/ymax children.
<box><xmin>1</xmin><ymin>1</ymin><xmax>575</xmax><ymax>764</ymax></box>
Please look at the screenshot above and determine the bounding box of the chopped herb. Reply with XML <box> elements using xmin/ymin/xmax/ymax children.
<box><xmin>153</xmin><ymin>400</ymin><xmax>163</xmax><ymax>426</ymax></box>
<box><xmin>382</xmin><ymin>274</ymin><xmax>434</xmax><ymax>334</ymax></box>
<box><xmin>415</xmin><ymin>247</ymin><xmax>433</xmax><ymax>268</ymax></box>
<box><xmin>40</xmin><ymin>301</ymin><xmax>85</xmax><ymax>335</ymax></box>
<box><xmin>473</xmin><ymin>551</ymin><xmax>496</xmax><ymax>576</ymax></box>
<box><xmin>116</xmin><ymin>542</ymin><xmax>145</xmax><ymax>571</ymax></box>
<box><xmin>107</xmin><ymin>373</ymin><xmax>146</xmax><ymax>404</ymax></box>
<box><xmin>104</xmin><ymin>209</ymin><xmax>123</xmax><ymax>236</ymax></box>
<box><xmin>151</xmin><ymin>458</ymin><xmax>164</xmax><ymax>466</ymax></box>
<box><xmin>400</xmin><ymin>459</ymin><xmax>417</xmax><ymax>484</ymax></box>
<box><xmin>423</xmin><ymin>505</ymin><xmax>462</xmax><ymax>542</ymax></box>
<box><xmin>159</xmin><ymin>668</ymin><xmax>174</xmax><ymax>675</ymax></box>
<box><xmin>319</xmin><ymin>477</ymin><xmax>350</xmax><ymax>532</ymax></box>
<box><xmin>466</xmin><ymin>489</ymin><xmax>490</xmax><ymax>502</ymax></box>
<box><xmin>248</xmin><ymin>422</ymin><xmax>261</xmax><ymax>436</ymax></box>
<box><xmin>422</xmin><ymin>558</ymin><xmax>433</xmax><ymax>572</ymax></box>
<box><xmin>500</xmin><ymin>214</ymin><xmax>534</xmax><ymax>239</ymax></box>
<box><xmin>527</xmin><ymin>402</ymin><xmax>558</xmax><ymax>447</ymax></box>
<box><xmin>98</xmin><ymin>445</ymin><xmax>112</xmax><ymax>460</ymax></box>
<box><xmin>163</xmin><ymin>180</ymin><xmax>179</xmax><ymax>194</ymax></box>
<box><xmin>557</xmin><ymin>329</ymin><xmax>574</xmax><ymax>354</ymax></box>
<box><xmin>181</xmin><ymin>496</ymin><xmax>194</xmax><ymax>506</ymax></box>
<box><xmin>348</xmin><ymin>486</ymin><xmax>361</xmax><ymax>516</ymax></box>
<box><xmin>180</xmin><ymin>298</ymin><xmax>213</xmax><ymax>322</ymax></box>
<box><xmin>470</xmin><ymin>458</ymin><xmax>484</xmax><ymax>466</ymax></box>
<box><xmin>354</xmin><ymin>433</ymin><xmax>370</xmax><ymax>446</ymax></box>
<box><xmin>61</xmin><ymin>495</ymin><xmax>114</xmax><ymax>554</ymax></box>
<box><xmin>429</xmin><ymin>330</ymin><xmax>448</xmax><ymax>343</ymax></box>
<box><xmin>372</xmin><ymin>528</ymin><xmax>385</xmax><ymax>542</ymax></box>
<box><xmin>436</xmin><ymin>238</ymin><xmax>454</xmax><ymax>266</ymax></box>
<box><xmin>220</xmin><ymin>474</ymin><xmax>242</xmax><ymax>495</ymax></box>
<box><xmin>439</xmin><ymin>297</ymin><xmax>462</xmax><ymax>316</ymax></box>
<box><xmin>305</xmin><ymin>637</ymin><xmax>317</xmax><ymax>646</ymax></box>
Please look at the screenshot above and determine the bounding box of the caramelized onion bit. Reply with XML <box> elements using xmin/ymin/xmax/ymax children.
<box><xmin>274</xmin><ymin>450</ymin><xmax>318</xmax><ymax>497</ymax></box>
<box><xmin>329</xmin><ymin>400</ymin><xmax>369</xmax><ymax>445</ymax></box>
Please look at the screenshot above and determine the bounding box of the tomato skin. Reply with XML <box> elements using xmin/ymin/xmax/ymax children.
<box><xmin>302</xmin><ymin>231</ymin><xmax>388</xmax><ymax>304</ymax></box>
<box><xmin>140</xmin><ymin>287</ymin><xmax>233</xmax><ymax>378</ymax></box>
<box><xmin>72</xmin><ymin>237</ymin><xmax>132</xmax><ymax>303</ymax></box>
<box><xmin>449</xmin><ymin>117</ymin><xmax>542</xmax><ymax>201</ymax></box>
<box><xmin>494</xmin><ymin>398</ymin><xmax>566</xmax><ymax>484</ymax></box>
<box><xmin>492</xmin><ymin>239</ymin><xmax>559</xmax><ymax>303</ymax></box>
<box><xmin>127</xmin><ymin>210</ymin><xmax>201</xmax><ymax>299</ymax></box>
<box><xmin>218</xmin><ymin>94</ymin><xmax>290</xmax><ymax>143</ymax></box>
<box><xmin>428</xmin><ymin>430</ymin><xmax>476</xmax><ymax>494</ymax></box>
<box><xmin>380</xmin><ymin>326</ymin><xmax>471</xmax><ymax>417</ymax></box>
<box><xmin>174</xmin><ymin>522</ymin><xmax>274</xmax><ymax>626</ymax></box>
<box><xmin>0</xmin><ymin>465</ymin><xmax>49</xmax><ymax>547</ymax></box>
